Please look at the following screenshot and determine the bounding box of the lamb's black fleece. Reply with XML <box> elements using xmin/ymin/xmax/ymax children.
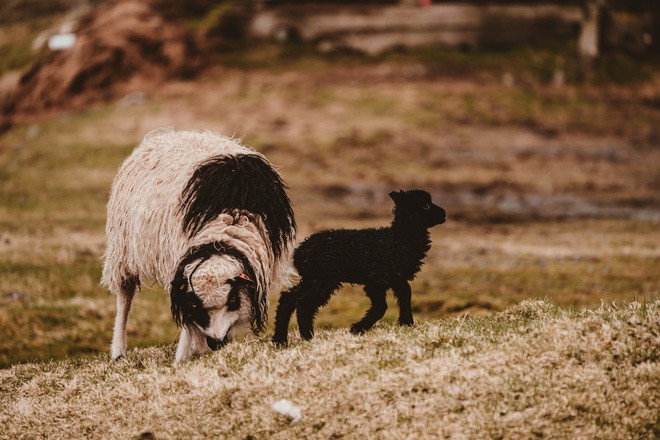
<box><xmin>273</xmin><ymin>189</ymin><xmax>446</xmax><ymax>345</ymax></box>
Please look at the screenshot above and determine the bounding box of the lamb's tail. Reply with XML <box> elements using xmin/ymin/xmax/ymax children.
<box><xmin>272</xmin><ymin>282</ymin><xmax>303</xmax><ymax>345</ymax></box>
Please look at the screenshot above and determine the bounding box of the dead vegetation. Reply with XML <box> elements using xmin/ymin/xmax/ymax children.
<box><xmin>2</xmin><ymin>0</ymin><xmax>195</xmax><ymax>128</ymax></box>
<box><xmin>0</xmin><ymin>300</ymin><xmax>657</xmax><ymax>439</ymax></box>
<box><xmin>0</xmin><ymin>55</ymin><xmax>658</xmax><ymax>367</ymax></box>
<box><xmin>0</xmin><ymin>0</ymin><xmax>658</xmax><ymax>369</ymax></box>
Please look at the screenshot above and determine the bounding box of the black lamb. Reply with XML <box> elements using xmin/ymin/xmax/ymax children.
<box><xmin>273</xmin><ymin>189</ymin><xmax>446</xmax><ymax>345</ymax></box>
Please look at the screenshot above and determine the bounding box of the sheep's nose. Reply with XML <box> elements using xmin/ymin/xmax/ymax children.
<box><xmin>206</xmin><ymin>335</ymin><xmax>227</xmax><ymax>351</ymax></box>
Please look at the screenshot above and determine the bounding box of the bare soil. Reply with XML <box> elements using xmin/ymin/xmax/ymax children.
<box><xmin>2</xmin><ymin>0</ymin><xmax>195</xmax><ymax>128</ymax></box>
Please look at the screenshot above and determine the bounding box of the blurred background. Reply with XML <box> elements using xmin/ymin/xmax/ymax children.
<box><xmin>0</xmin><ymin>0</ymin><xmax>658</xmax><ymax>368</ymax></box>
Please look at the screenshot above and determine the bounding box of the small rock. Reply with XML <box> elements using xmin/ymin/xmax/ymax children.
<box><xmin>272</xmin><ymin>399</ymin><xmax>302</xmax><ymax>422</ymax></box>
<box><xmin>118</xmin><ymin>92</ymin><xmax>147</xmax><ymax>108</ymax></box>
<box><xmin>502</xmin><ymin>72</ymin><xmax>515</xmax><ymax>87</ymax></box>
<box><xmin>3</xmin><ymin>290</ymin><xmax>28</xmax><ymax>302</ymax></box>
<box><xmin>26</xmin><ymin>125</ymin><xmax>40</xmax><ymax>140</ymax></box>
<box><xmin>47</xmin><ymin>33</ymin><xmax>77</xmax><ymax>51</ymax></box>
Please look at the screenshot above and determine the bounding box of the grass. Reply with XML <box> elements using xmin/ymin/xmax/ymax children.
<box><xmin>0</xmin><ymin>300</ymin><xmax>657</xmax><ymax>438</ymax></box>
<box><xmin>0</xmin><ymin>15</ymin><xmax>60</xmax><ymax>76</ymax></box>
<box><xmin>0</xmin><ymin>42</ymin><xmax>656</xmax><ymax>440</ymax></box>
<box><xmin>213</xmin><ymin>39</ymin><xmax>660</xmax><ymax>85</ymax></box>
<box><xmin>0</xmin><ymin>44</ymin><xmax>658</xmax><ymax>367</ymax></box>
<box><xmin>0</xmin><ymin>11</ymin><xmax>657</xmax><ymax>437</ymax></box>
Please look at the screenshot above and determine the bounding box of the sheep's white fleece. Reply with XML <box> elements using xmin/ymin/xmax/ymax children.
<box><xmin>101</xmin><ymin>129</ymin><xmax>294</xmax><ymax>299</ymax></box>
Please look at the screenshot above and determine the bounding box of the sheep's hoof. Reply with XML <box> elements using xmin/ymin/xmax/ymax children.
<box><xmin>349</xmin><ymin>324</ymin><xmax>367</xmax><ymax>335</ymax></box>
<box><xmin>299</xmin><ymin>331</ymin><xmax>314</xmax><ymax>341</ymax></box>
<box><xmin>398</xmin><ymin>319</ymin><xmax>414</xmax><ymax>327</ymax></box>
<box><xmin>111</xmin><ymin>354</ymin><xmax>124</xmax><ymax>362</ymax></box>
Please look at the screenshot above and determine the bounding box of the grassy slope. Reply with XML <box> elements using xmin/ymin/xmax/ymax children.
<box><xmin>0</xmin><ymin>41</ymin><xmax>659</xmax><ymax>367</ymax></box>
<box><xmin>0</xmin><ymin>300</ymin><xmax>657</xmax><ymax>439</ymax></box>
<box><xmin>0</xmin><ymin>60</ymin><xmax>659</xmax><ymax>367</ymax></box>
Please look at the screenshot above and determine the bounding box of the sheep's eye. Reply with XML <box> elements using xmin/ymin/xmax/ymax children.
<box><xmin>423</xmin><ymin>204</ymin><xmax>431</xmax><ymax>210</ymax></box>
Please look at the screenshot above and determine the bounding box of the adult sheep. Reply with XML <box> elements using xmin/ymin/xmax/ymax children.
<box><xmin>102</xmin><ymin>130</ymin><xmax>296</xmax><ymax>362</ymax></box>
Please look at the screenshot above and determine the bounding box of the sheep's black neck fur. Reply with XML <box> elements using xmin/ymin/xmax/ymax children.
<box><xmin>179</xmin><ymin>154</ymin><xmax>295</xmax><ymax>259</ymax></box>
<box><xmin>170</xmin><ymin>241</ymin><xmax>265</xmax><ymax>333</ymax></box>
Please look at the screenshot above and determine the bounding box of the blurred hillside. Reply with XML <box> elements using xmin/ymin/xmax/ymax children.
<box><xmin>0</xmin><ymin>0</ymin><xmax>658</xmax><ymax>129</ymax></box>
<box><xmin>0</xmin><ymin>0</ymin><xmax>658</xmax><ymax>367</ymax></box>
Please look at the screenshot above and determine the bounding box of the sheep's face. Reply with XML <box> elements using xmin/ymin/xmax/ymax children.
<box><xmin>172</xmin><ymin>255</ymin><xmax>253</xmax><ymax>348</ymax></box>
<box><xmin>390</xmin><ymin>189</ymin><xmax>446</xmax><ymax>227</ymax></box>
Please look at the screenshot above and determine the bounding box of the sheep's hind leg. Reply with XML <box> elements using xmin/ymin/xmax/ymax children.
<box><xmin>392</xmin><ymin>280</ymin><xmax>414</xmax><ymax>326</ymax></box>
<box><xmin>111</xmin><ymin>275</ymin><xmax>140</xmax><ymax>360</ymax></box>
<box><xmin>272</xmin><ymin>282</ymin><xmax>304</xmax><ymax>346</ymax></box>
<box><xmin>296</xmin><ymin>280</ymin><xmax>340</xmax><ymax>341</ymax></box>
<box><xmin>350</xmin><ymin>282</ymin><xmax>388</xmax><ymax>335</ymax></box>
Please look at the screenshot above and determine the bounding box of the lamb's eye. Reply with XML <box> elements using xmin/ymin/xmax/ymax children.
<box><xmin>423</xmin><ymin>204</ymin><xmax>431</xmax><ymax>210</ymax></box>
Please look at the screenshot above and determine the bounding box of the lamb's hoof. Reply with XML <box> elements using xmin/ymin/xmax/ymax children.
<box><xmin>111</xmin><ymin>354</ymin><xmax>124</xmax><ymax>362</ymax></box>
<box><xmin>398</xmin><ymin>319</ymin><xmax>414</xmax><ymax>327</ymax></box>
<box><xmin>299</xmin><ymin>331</ymin><xmax>314</xmax><ymax>341</ymax></box>
<box><xmin>272</xmin><ymin>336</ymin><xmax>288</xmax><ymax>347</ymax></box>
<box><xmin>349</xmin><ymin>324</ymin><xmax>366</xmax><ymax>335</ymax></box>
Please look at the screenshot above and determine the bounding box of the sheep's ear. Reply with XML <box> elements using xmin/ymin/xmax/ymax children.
<box><xmin>227</xmin><ymin>273</ymin><xmax>255</xmax><ymax>311</ymax></box>
<box><xmin>389</xmin><ymin>191</ymin><xmax>403</xmax><ymax>204</ymax></box>
<box><xmin>226</xmin><ymin>282</ymin><xmax>242</xmax><ymax>312</ymax></box>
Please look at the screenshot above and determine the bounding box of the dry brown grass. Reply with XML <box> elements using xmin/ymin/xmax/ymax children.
<box><xmin>0</xmin><ymin>50</ymin><xmax>658</xmax><ymax>367</ymax></box>
<box><xmin>0</xmin><ymin>300</ymin><xmax>657</xmax><ymax>439</ymax></box>
<box><xmin>0</xmin><ymin>43</ymin><xmax>657</xmax><ymax>438</ymax></box>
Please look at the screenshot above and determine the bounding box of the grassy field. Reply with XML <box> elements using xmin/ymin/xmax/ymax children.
<box><xmin>0</xmin><ymin>300</ymin><xmax>657</xmax><ymax>438</ymax></box>
<box><xmin>0</xmin><ymin>45</ymin><xmax>659</xmax><ymax>367</ymax></box>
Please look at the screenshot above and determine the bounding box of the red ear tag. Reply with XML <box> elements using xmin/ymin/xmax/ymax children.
<box><xmin>238</xmin><ymin>273</ymin><xmax>254</xmax><ymax>284</ymax></box>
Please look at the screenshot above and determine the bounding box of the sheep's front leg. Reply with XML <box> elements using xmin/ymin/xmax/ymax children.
<box><xmin>111</xmin><ymin>276</ymin><xmax>139</xmax><ymax>360</ymax></box>
<box><xmin>175</xmin><ymin>325</ymin><xmax>209</xmax><ymax>363</ymax></box>
<box><xmin>393</xmin><ymin>280</ymin><xmax>414</xmax><ymax>326</ymax></box>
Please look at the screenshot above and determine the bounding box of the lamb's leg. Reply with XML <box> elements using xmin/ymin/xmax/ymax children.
<box><xmin>272</xmin><ymin>282</ymin><xmax>303</xmax><ymax>346</ymax></box>
<box><xmin>111</xmin><ymin>276</ymin><xmax>139</xmax><ymax>360</ymax></box>
<box><xmin>297</xmin><ymin>280</ymin><xmax>340</xmax><ymax>341</ymax></box>
<box><xmin>350</xmin><ymin>282</ymin><xmax>388</xmax><ymax>335</ymax></box>
<box><xmin>392</xmin><ymin>280</ymin><xmax>414</xmax><ymax>326</ymax></box>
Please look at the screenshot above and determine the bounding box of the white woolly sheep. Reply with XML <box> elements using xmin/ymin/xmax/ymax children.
<box><xmin>101</xmin><ymin>130</ymin><xmax>296</xmax><ymax>362</ymax></box>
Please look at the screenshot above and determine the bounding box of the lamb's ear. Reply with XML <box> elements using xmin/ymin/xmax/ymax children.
<box><xmin>389</xmin><ymin>191</ymin><xmax>403</xmax><ymax>204</ymax></box>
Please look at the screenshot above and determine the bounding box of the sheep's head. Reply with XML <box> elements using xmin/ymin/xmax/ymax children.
<box><xmin>170</xmin><ymin>251</ymin><xmax>259</xmax><ymax>349</ymax></box>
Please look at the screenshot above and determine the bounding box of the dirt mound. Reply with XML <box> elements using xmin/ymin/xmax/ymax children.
<box><xmin>3</xmin><ymin>0</ymin><xmax>195</xmax><ymax>127</ymax></box>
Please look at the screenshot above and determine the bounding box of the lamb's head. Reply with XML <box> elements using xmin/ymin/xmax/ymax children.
<box><xmin>390</xmin><ymin>189</ymin><xmax>446</xmax><ymax>228</ymax></box>
<box><xmin>170</xmin><ymin>252</ymin><xmax>260</xmax><ymax>349</ymax></box>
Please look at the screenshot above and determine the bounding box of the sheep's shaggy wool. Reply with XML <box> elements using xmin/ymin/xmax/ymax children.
<box><xmin>102</xmin><ymin>130</ymin><xmax>295</xmax><ymax>361</ymax></box>
<box><xmin>273</xmin><ymin>190</ymin><xmax>445</xmax><ymax>345</ymax></box>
